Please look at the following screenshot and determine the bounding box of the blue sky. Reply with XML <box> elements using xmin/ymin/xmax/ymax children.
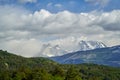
<box><xmin>0</xmin><ymin>0</ymin><xmax>120</xmax><ymax>57</ymax></box>
<box><xmin>0</xmin><ymin>0</ymin><xmax>120</xmax><ymax>13</ymax></box>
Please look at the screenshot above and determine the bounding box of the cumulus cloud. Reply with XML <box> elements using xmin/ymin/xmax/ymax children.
<box><xmin>0</xmin><ymin>5</ymin><xmax>120</xmax><ymax>57</ymax></box>
<box><xmin>85</xmin><ymin>0</ymin><xmax>110</xmax><ymax>8</ymax></box>
<box><xmin>95</xmin><ymin>10</ymin><xmax>120</xmax><ymax>31</ymax></box>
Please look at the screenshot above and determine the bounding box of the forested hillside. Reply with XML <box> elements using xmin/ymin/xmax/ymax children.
<box><xmin>0</xmin><ymin>50</ymin><xmax>120</xmax><ymax>80</ymax></box>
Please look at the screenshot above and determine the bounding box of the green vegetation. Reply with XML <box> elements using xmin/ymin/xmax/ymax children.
<box><xmin>0</xmin><ymin>50</ymin><xmax>120</xmax><ymax>80</ymax></box>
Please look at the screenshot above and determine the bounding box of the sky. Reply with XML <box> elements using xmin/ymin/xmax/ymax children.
<box><xmin>0</xmin><ymin>0</ymin><xmax>120</xmax><ymax>57</ymax></box>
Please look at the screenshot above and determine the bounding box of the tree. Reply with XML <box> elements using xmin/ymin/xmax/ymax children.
<box><xmin>32</xmin><ymin>68</ymin><xmax>52</xmax><ymax>80</ymax></box>
<box><xmin>52</xmin><ymin>66</ymin><xmax>65</xmax><ymax>77</ymax></box>
<box><xmin>65</xmin><ymin>66</ymin><xmax>82</xmax><ymax>80</ymax></box>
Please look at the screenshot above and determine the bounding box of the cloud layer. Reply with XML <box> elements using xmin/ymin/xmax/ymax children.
<box><xmin>0</xmin><ymin>6</ymin><xmax>120</xmax><ymax>57</ymax></box>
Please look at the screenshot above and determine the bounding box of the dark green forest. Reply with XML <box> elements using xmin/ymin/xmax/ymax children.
<box><xmin>0</xmin><ymin>50</ymin><xmax>120</xmax><ymax>80</ymax></box>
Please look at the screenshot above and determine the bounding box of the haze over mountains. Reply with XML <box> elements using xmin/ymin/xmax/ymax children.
<box><xmin>35</xmin><ymin>37</ymin><xmax>106</xmax><ymax>57</ymax></box>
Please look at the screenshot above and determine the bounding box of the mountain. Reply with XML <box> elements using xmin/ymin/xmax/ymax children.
<box><xmin>36</xmin><ymin>37</ymin><xmax>106</xmax><ymax>57</ymax></box>
<box><xmin>50</xmin><ymin>45</ymin><xmax>120</xmax><ymax>67</ymax></box>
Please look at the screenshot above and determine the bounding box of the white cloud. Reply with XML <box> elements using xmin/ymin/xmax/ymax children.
<box><xmin>85</xmin><ymin>0</ymin><xmax>110</xmax><ymax>7</ymax></box>
<box><xmin>47</xmin><ymin>2</ymin><xmax>53</xmax><ymax>7</ymax></box>
<box><xmin>47</xmin><ymin>3</ymin><xmax>63</xmax><ymax>10</ymax></box>
<box><xmin>18</xmin><ymin>0</ymin><xmax>37</xmax><ymax>3</ymax></box>
<box><xmin>0</xmin><ymin>6</ymin><xmax>120</xmax><ymax>57</ymax></box>
<box><xmin>95</xmin><ymin>10</ymin><xmax>120</xmax><ymax>31</ymax></box>
<box><xmin>54</xmin><ymin>4</ymin><xmax>62</xmax><ymax>8</ymax></box>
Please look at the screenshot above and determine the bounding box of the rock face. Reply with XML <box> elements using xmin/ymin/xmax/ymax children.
<box><xmin>50</xmin><ymin>45</ymin><xmax>120</xmax><ymax>67</ymax></box>
<box><xmin>37</xmin><ymin>39</ymin><xmax>106</xmax><ymax>57</ymax></box>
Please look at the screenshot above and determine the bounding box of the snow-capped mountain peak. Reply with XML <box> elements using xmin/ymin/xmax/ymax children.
<box><xmin>78</xmin><ymin>40</ymin><xmax>106</xmax><ymax>51</ymax></box>
<box><xmin>36</xmin><ymin>38</ymin><xmax>106</xmax><ymax>57</ymax></box>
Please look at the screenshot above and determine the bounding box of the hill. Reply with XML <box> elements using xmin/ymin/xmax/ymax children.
<box><xmin>0</xmin><ymin>50</ymin><xmax>120</xmax><ymax>80</ymax></box>
<box><xmin>0</xmin><ymin>50</ymin><xmax>57</xmax><ymax>71</ymax></box>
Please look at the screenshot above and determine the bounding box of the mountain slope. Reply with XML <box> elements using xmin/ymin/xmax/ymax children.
<box><xmin>50</xmin><ymin>45</ymin><xmax>120</xmax><ymax>67</ymax></box>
